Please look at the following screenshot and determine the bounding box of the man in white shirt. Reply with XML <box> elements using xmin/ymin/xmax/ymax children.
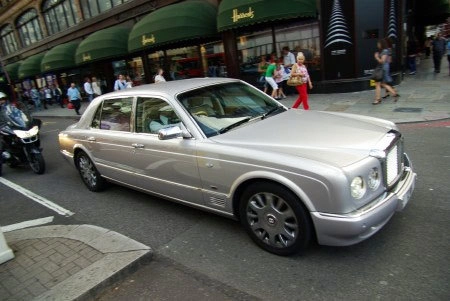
<box><xmin>83</xmin><ymin>78</ymin><xmax>94</xmax><ymax>102</ymax></box>
<box><xmin>282</xmin><ymin>46</ymin><xmax>296</xmax><ymax>70</ymax></box>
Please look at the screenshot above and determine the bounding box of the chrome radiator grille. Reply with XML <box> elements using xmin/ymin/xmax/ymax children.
<box><xmin>385</xmin><ymin>139</ymin><xmax>403</xmax><ymax>187</ymax></box>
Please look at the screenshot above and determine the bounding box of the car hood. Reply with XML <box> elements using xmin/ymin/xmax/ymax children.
<box><xmin>209</xmin><ymin>109</ymin><xmax>396</xmax><ymax>168</ymax></box>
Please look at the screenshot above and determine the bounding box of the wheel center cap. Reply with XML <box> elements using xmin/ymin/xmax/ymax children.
<box><xmin>266</xmin><ymin>214</ymin><xmax>277</xmax><ymax>226</ymax></box>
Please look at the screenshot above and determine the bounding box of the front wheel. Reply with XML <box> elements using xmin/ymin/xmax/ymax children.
<box><xmin>239</xmin><ymin>182</ymin><xmax>312</xmax><ymax>256</ymax></box>
<box><xmin>75</xmin><ymin>151</ymin><xmax>106</xmax><ymax>192</ymax></box>
<box><xmin>29</xmin><ymin>152</ymin><xmax>45</xmax><ymax>174</ymax></box>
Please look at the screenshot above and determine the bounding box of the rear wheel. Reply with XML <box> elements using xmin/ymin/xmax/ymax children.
<box><xmin>29</xmin><ymin>152</ymin><xmax>45</xmax><ymax>174</ymax></box>
<box><xmin>75</xmin><ymin>151</ymin><xmax>106</xmax><ymax>192</ymax></box>
<box><xmin>239</xmin><ymin>182</ymin><xmax>312</xmax><ymax>256</ymax></box>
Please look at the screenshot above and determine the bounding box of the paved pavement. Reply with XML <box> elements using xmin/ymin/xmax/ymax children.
<box><xmin>0</xmin><ymin>56</ymin><xmax>448</xmax><ymax>301</ymax></box>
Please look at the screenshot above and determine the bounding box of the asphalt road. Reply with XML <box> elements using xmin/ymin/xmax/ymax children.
<box><xmin>1</xmin><ymin>117</ymin><xmax>449</xmax><ymax>300</ymax></box>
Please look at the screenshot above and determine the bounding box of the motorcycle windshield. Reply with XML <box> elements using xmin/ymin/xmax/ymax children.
<box><xmin>2</xmin><ymin>104</ymin><xmax>32</xmax><ymax>129</ymax></box>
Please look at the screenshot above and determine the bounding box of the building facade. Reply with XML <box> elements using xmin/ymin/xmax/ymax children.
<box><xmin>0</xmin><ymin>0</ymin><xmax>411</xmax><ymax>100</ymax></box>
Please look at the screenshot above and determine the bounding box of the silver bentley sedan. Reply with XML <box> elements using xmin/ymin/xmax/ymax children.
<box><xmin>59</xmin><ymin>78</ymin><xmax>416</xmax><ymax>255</ymax></box>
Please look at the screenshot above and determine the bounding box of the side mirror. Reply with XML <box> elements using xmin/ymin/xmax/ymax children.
<box><xmin>158</xmin><ymin>126</ymin><xmax>183</xmax><ymax>140</ymax></box>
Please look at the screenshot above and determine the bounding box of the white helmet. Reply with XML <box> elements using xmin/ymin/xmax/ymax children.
<box><xmin>0</xmin><ymin>92</ymin><xmax>7</xmax><ymax>99</ymax></box>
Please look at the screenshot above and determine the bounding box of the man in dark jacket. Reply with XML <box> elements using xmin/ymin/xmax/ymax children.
<box><xmin>431</xmin><ymin>33</ymin><xmax>446</xmax><ymax>73</ymax></box>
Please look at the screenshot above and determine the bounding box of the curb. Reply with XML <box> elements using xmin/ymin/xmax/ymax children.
<box><xmin>4</xmin><ymin>224</ymin><xmax>152</xmax><ymax>301</ymax></box>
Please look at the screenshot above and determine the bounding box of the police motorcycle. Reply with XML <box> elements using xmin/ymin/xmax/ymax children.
<box><xmin>0</xmin><ymin>93</ymin><xmax>45</xmax><ymax>175</ymax></box>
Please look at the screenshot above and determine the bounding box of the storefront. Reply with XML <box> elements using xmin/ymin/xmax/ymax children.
<box><xmin>128</xmin><ymin>0</ymin><xmax>223</xmax><ymax>83</ymax></box>
<box><xmin>218</xmin><ymin>0</ymin><xmax>405</xmax><ymax>93</ymax></box>
<box><xmin>75</xmin><ymin>25</ymin><xmax>131</xmax><ymax>93</ymax></box>
<box><xmin>41</xmin><ymin>41</ymin><xmax>79</xmax><ymax>92</ymax></box>
<box><xmin>18</xmin><ymin>53</ymin><xmax>47</xmax><ymax>99</ymax></box>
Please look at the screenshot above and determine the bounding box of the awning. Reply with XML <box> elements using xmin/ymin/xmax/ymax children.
<box><xmin>75</xmin><ymin>26</ymin><xmax>130</xmax><ymax>65</ymax></box>
<box><xmin>41</xmin><ymin>42</ymin><xmax>79</xmax><ymax>72</ymax></box>
<box><xmin>18</xmin><ymin>53</ymin><xmax>46</xmax><ymax>79</ymax></box>
<box><xmin>4</xmin><ymin>61</ymin><xmax>21</xmax><ymax>82</ymax></box>
<box><xmin>128</xmin><ymin>1</ymin><xmax>218</xmax><ymax>53</ymax></box>
<box><xmin>217</xmin><ymin>0</ymin><xmax>316</xmax><ymax>32</ymax></box>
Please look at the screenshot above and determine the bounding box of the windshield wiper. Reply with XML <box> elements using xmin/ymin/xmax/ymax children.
<box><xmin>262</xmin><ymin>106</ymin><xmax>284</xmax><ymax>119</ymax></box>
<box><xmin>218</xmin><ymin>117</ymin><xmax>251</xmax><ymax>134</ymax></box>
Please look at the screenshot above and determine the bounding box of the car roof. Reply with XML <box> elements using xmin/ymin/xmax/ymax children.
<box><xmin>103</xmin><ymin>77</ymin><xmax>241</xmax><ymax>99</ymax></box>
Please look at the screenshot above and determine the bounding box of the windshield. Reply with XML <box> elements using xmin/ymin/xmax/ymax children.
<box><xmin>1</xmin><ymin>103</ymin><xmax>32</xmax><ymax>128</ymax></box>
<box><xmin>177</xmin><ymin>82</ymin><xmax>286</xmax><ymax>137</ymax></box>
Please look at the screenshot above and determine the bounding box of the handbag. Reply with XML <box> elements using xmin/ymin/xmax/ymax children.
<box><xmin>372</xmin><ymin>65</ymin><xmax>383</xmax><ymax>82</ymax></box>
<box><xmin>287</xmin><ymin>75</ymin><xmax>303</xmax><ymax>86</ymax></box>
<box><xmin>67</xmin><ymin>102</ymin><xmax>74</xmax><ymax>109</ymax></box>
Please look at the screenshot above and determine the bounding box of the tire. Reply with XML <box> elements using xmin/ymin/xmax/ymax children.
<box><xmin>239</xmin><ymin>182</ymin><xmax>312</xmax><ymax>256</ymax></box>
<box><xmin>29</xmin><ymin>152</ymin><xmax>45</xmax><ymax>174</ymax></box>
<box><xmin>75</xmin><ymin>151</ymin><xmax>106</xmax><ymax>192</ymax></box>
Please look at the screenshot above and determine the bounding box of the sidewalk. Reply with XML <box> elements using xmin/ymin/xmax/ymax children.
<box><xmin>31</xmin><ymin>57</ymin><xmax>450</xmax><ymax>123</ymax></box>
<box><xmin>0</xmin><ymin>225</ymin><xmax>152</xmax><ymax>300</ymax></box>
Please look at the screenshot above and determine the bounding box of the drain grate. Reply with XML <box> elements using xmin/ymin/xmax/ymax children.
<box><xmin>393</xmin><ymin>107</ymin><xmax>423</xmax><ymax>113</ymax></box>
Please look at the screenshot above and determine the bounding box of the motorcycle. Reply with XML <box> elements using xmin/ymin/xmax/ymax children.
<box><xmin>0</xmin><ymin>102</ymin><xmax>45</xmax><ymax>175</ymax></box>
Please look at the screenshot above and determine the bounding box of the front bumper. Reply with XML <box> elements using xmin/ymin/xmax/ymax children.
<box><xmin>311</xmin><ymin>153</ymin><xmax>416</xmax><ymax>246</ymax></box>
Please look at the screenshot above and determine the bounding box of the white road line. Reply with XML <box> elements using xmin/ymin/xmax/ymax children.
<box><xmin>1</xmin><ymin>216</ymin><xmax>54</xmax><ymax>232</ymax></box>
<box><xmin>0</xmin><ymin>177</ymin><xmax>75</xmax><ymax>217</ymax></box>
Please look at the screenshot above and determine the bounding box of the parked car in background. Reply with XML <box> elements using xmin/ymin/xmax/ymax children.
<box><xmin>58</xmin><ymin>78</ymin><xmax>416</xmax><ymax>255</ymax></box>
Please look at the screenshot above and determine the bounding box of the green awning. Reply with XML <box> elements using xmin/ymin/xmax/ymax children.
<box><xmin>128</xmin><ymin>1</ymin><xmax>218</xmax><ymax>53</ymax></box>
<box><xmin>41</xmin><ymin>42</ymin><xmax>79</xmax><ymax>72</ymax></box>
<box><xmin>4</xmin><ymin>61</ymin><xmax>21</xmax><ymax>82</ymax></box>
<box><xmin>75</xmin><ymin>26</ymin><xmax>130</xmax><ymax>65</ymax></box>
<box><xmin>18</xmin><ymin>53</ymin><xmax>46</xmax><ymax>79</ymax></box>
<box><xmin>218</xmin><ymin>0</ymin><xmax>316</xmax><ymax>32</ymax></box>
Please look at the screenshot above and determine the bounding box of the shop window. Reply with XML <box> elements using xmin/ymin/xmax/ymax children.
<box><xmin>16</xmin><ymin>9</ymin><xmax>43</xmax><ymax>47</ymax></box>
<box><xmin>81</xmin><ymin>0</ymin><xmax>130</xmax><ymax>19</ymax></box>
<box><xmin>0</xmin><ymin>24</ymin><xmax>18</xmax><ymax>55</ymax></box>
<box><xmin>275</xmin><ymin>21</ymin><xmax>321</xmax><ymax>77</ymax></box>
<box><xmin>43</xmin><ymin>0</ymin><xmax>79</xmax><ymax>35</ymax></box>
<box><xmin>145</xmin><ymin>42</ymin><xmax>225</xmax><ymax>83</ymax></box>
<box><xmin>236</xmin><ymin>20</ymin><xmax>321</xmax><ymax>86</ymax></box>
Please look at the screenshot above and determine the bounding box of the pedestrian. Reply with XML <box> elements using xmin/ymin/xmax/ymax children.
<box><xmin>114</xmin><ymin>74</ymin><xmax>127</xmax><ymax>91</ymax></box>
<box><xmin>53</xmin><ymin>85</ymin><xmax>63</xmax><ymax>108</ymax></box>
<box><xmin>257</xmin><ymin>55</ymin><xmax>268</xmax><ymax>93</ymax></box>
<box><xmin>264</xmin><ymin>55</ymin><xmax>278</xmax><ymax>99</ymax></box>
<box><xmin>83</xmin><ymin>77</ymin><xmax>94</xmax><ymax>102</ymax></box>
<box><xmin>373</xmin><ymin>39</ymin><xmax>399</xmax><ymax>105</ymax></box>
<box><xmin>274</xmin><ymin>60</ymin><xmax>287</xmax><ymax>100</ymax></box>
<box><xmin>67</xmin><ymin>82</ymin><xmax>82</xmax><ymax>115</ymax></box>
<box><xmin>91</xmin><ymin>77</ymin><xmax>102</xmax><ymax>97</ymax></box>
<box><xmin>30</xmin><ymin>87</ymin><xmax>41</xmax><ymax>111</ymax></box>
<box><xmin>431</xmin><ymin>33</ymin><xmax>446</xmax><ymax>73</ymax></box>
<box><xmin>125</xmin><ymin>75</ymin><xmax>133</xmax><ymax>88</ymax></box>
<box><xmin>291</xmin><ymin>52</ymin><xmax>313</xmax><ymax>110</ymax></box>
<box><xmin>154</xmin><ymin>69</ymin><xmax>166</xmax><ymax>83</ymax></box>
<box><xmin>44</xmin><ymin>86</ymin><xmax>53</xmax><ymax>106</ymax></box>
<box><xmin>407</xmin><ymin>37</ymin><xmax>418</xmax><ymax>75</ymax></box>
<box><xmin>39</xmin><ymin>88</ymin><xmax>47</xmax><ymax>109</ymax></box>
<box><xmin>446</xmin><ymin>35</ymin><xmax>450</xmax><ymax>76</ymax></box>
<box><xmin>424</xmin><ymin>37</ymin><xmax>432</xmax><ymax>58</ymax></box>
<box><xmin>282</xmin><ymin>46</ymin><xmax>296</xmax><ymax>95</ymax></box>
<box><xmin>282</xmin><ymin>46</ymin><xmax>296</xmax><ymax>70</ymax></box>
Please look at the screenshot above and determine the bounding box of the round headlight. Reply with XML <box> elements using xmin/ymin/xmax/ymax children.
<box><xmin>368</xmin><ymin>168</ymin><xmax>381</xmax><ymax>190</ymax></box>
<box><xmin>350</xmin><ymin>176</ymin><xmax>366</xmax><ymax>199</ymax></box>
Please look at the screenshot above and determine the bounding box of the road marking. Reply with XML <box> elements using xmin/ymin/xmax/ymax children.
<box><xmin>1</xmin><ymin>216</ymin><xmax>54</xmax><ymax>232</ymax></box>
<box><xmin>0</xmin><ymin>177</ymin><xmax>75</xmax><ymax>217</ymax></box>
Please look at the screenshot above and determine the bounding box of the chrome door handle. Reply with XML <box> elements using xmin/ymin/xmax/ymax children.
<box><xmin>87</xmin><ymin>137</ymin><xmax>96</xmax><ymax>142</ymax></box>
<box><xmin>132</xmin><ymin>143</ymin><xmax>145</xmax><ymax>149</ymax></box>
